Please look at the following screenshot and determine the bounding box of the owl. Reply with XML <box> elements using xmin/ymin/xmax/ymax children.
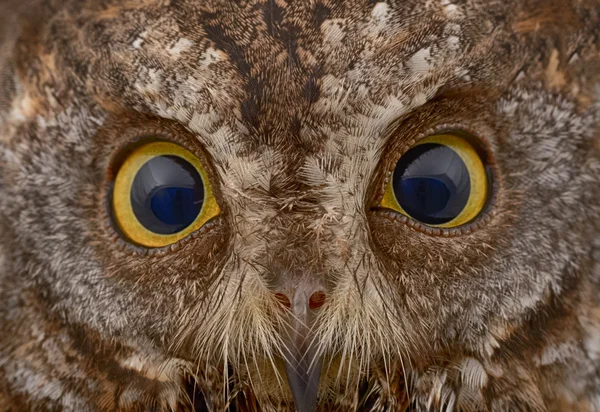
<box><xmin>0</xmin><ymin>0</ymin><xmax>599</xmax><ymax>410</ymax></box>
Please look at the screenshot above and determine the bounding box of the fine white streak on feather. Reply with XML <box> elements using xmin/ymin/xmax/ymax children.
<box><xmin>459</xmin><ymin>358</ymin><xmax>488</xmax><ymax>389</ymax></box>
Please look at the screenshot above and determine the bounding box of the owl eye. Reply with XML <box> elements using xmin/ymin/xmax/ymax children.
<box><xmin>112</xmin><ymin>141</ymin><xmax>220</xmax><ymax>247</ymax></box>
<box><xmin>380</xmin><ymin>134</ymin><xmax>488</xmax><ymax>228</ymax></box>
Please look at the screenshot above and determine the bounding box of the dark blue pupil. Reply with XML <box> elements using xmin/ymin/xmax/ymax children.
<box><xmin>131</xmin><ymin>155</ymin><xmax>204</xmax><ymax>235</ymax></box>
<box><xmin>392</xmin><ymin>143</ymin><xmax>470</xmax><ymax>225</ymax></box>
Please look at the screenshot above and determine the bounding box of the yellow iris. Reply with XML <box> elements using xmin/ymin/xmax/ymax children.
<box><xmin>112</xmin><ymin>141</ymin><xmax>220</xmax><ymax>247</ymax></box>
<box><xmin>380</xmin><ymin>134</ymin><xmax>488</xmax><ymax>228</ymax></box>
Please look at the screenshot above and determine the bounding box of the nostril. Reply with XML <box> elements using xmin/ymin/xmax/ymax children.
<box><xmin>274</xmin><ymin>292</ymin><xmax>291</xmax><ymax>308</ymax></box>
<box><xmin>309</xmin><ymin>291</ymin><xmax>326</xmax><ymax>310</ymax></box>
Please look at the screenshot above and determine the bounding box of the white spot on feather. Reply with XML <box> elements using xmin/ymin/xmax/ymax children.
<box><xmin>371</xmin><ymin>2</ymin><xmax>391</xmax><ymax>27</ymax></box>
<box><xmin>132</xmin><ymin>31</ymin><xmax>147</xmax><ymax>49</ymax></box>
<box><xmin>579</xmin><ymin>311</ymin><xmax>600</xmax><ymax>362</ymax></box>
<box><xmin>321</xmin><ymin>19</ymin><xmax>347</xmax><ymax>46</ymax></box>
<box><xmin>7</xmin><ymin>93</ymin><xmax>33</xmax><ymax>123</ymax></box>
<box><xmin>134</xmin><ymin>68</ymin><xmax>162</xmax><ymax>97</ymax></box>
<box><xmin>407</xmin><ymin>47</ymin><xmax>433</xmax><ymax>74</ymax></box>
<box><xmin>412</xmin><ymin>92</ymin><xmax>428</xmax><ymax>106</ymax></box>
<box><xmin>440</xmin><ymin>0</ymin><xmax>462</xmax><ymax>18</ymax></box>
<box><xmin>167</xmin><ymin>38</ymin><xmax>194</xmax><ymax>57</ymax></box>
<box><xmin>120</xmin><ymin>355</ymin><xmax>179</xmax><ymax>382</ymax></box>
<box><xmin>199</xmin><ymin>47</ymin><xmax>224</xmax><ymax>67</ymax></box>
<box><xmin>189</xmin><ymin>108</ymin><xmax>220</xmax><ymax>134</ymax></box>
<box><xmin>534</xmin><ymin>342</ymin><xmax>580</xmax><ymax>366</ymax></box>
<box><xmin>446</xmin><ymin>35</ymin><xmax>460</xmax><ymax>50</ymax></box>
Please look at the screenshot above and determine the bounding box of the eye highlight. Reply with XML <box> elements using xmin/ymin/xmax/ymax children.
<box><xmin>112</xmin><ymin>141</ymin><xmax>220</xmax><ymax>247</ymax></box>
<box><xmin>380</xmin><ymin>134</ymin><xmax>488</xmax><ymax>228</ymax></box>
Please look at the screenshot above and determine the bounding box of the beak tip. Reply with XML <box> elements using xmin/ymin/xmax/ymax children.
<box><xmin>284</xmin><ymin>357</ymin><xmax>322</xmax><ymax>412</ymax></box>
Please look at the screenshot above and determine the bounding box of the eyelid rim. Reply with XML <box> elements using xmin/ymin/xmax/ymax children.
<box><xmin>380</xmin><ymin>134</ymin><xmax>488</xmax><ymax>228</ymax></box>
<box><xmin>112</xmin><ymin>141</ymin><xmax>220</xmax><ymax>248</ymax></box>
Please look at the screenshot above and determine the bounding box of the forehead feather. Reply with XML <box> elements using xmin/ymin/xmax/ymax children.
<box><xmin>49</xmin><ymin>1</ymin><xmax>518</xmax><ymax>131</ymax></box>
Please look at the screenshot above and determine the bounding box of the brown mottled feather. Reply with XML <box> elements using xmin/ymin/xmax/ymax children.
<box><xmin>0</xmin><ymin>0</ymin><xmax>599</xmax><ymax>410</ymax></box>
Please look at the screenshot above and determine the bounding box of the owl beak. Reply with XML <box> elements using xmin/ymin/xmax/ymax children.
<box><xmin>281</xmin><ymin>287</ymin><xmax>323</xmax><ymax>412</ymax></box>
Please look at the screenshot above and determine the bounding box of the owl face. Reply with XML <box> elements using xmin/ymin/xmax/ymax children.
<box><xmin>0</xmin><ymin>0</ymin><xmax>599</xmax><ymax>410</ymax></box>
